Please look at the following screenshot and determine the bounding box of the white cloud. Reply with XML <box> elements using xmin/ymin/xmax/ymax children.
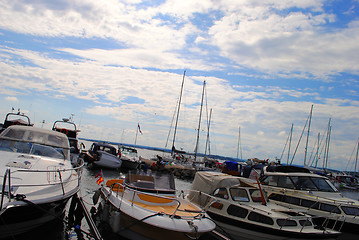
<box><xmin>5</xmin><ymin>96</ymin><xmax>18</xmax><ymax>102</ymax></box>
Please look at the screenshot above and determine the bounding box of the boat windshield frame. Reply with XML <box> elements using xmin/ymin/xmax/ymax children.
<box><xmin>262</xmin><ymin>174</ymin><xmax>337</xmax><ymax>192</ymax></box>
<box><xmin>0</xmin><ymin>138</ymin><xmax>68</xmax><ymax>160</ymax></box>
<box><xmin>125</xmin><ymin>171</ymin><xmax>176</xmax><ymax>193</ymax></box>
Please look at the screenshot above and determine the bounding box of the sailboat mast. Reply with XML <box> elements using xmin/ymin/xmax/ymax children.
<box><xmin>194</xmin><ymin>80</ymin><xmax>206</xmax><ymax>162</ymax></box>
<box><xmin>287</xmin><ymin>124</ymin><xmax>293</xmax><ymax>165</ymax></box>
<box><xmin>171</xmin><ymin>70</ymin><xmax>186</xmax><ymax>154</ymax></box>
<box><xmin>304</xmin><ymin>104</ymin><xmax>313</xmax><ymax>166</ymax></box>
<box><xmin>205</xmin><ymin>108</ymin><xmax>212</xmax><ymax>156</ymax></box>
<box><xmin>324</xmin><ymin>119</ymin><xmax>331</xmax><ymax>170</ymax></box>
<box><xmin>354</xmin><ymin>139</ymin><xmax>359</xmax><ymax>178</ymax></box>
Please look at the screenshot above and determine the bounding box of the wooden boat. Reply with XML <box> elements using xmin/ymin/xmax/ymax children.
<box><xmin>92</xmin><ymin>171</ymin><xmax>216</xmax><ymax>240</ymax></box>
<box><xmin>189</xmin><ymin>171</ymin><xmax>341</xmax><ymax>240</ymax></box>
<box><xmin>0</xmin><ymin>125</ymin><xmax>84</xmax><ymax>238</ymax></box>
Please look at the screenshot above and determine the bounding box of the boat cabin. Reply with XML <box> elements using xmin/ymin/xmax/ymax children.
<box><xmin>0</xmin><ymin>125</ymin><xmax>70</xmax><ymax>160</ymax></box>
<box><xmin>90</xmin><ymin>142</ymin><xmax>118</xmax><ymax>156</ymax></box>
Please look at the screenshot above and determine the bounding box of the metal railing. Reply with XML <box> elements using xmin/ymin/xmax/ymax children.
<box><xmin>108</xmin><ymin>181</ymin><xmax>216</xmax><ymax>219</ymax></box>
<box><xmin>0</xmin><ymin>161</ymin><xmax>84</xmax><ymax>210</ymax></box>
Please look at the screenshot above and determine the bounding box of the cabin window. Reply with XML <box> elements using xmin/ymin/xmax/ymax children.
<box><xmin>320</xmin><ymin>203</ymin><xmax>341</xmax><ymax>214</ymax></box>
<box><xmin>341</xmin><ymin>206</ymin><xmax>359</xmax><ymax>216</ymax></box>
<box><xmin>249</xmin><ymin>189</ymin><xmax>268</xmax><ymax>202</ymax></box>
<box><xmin>276</xmin><ymin>219</ymin><xmax>297</xmax><ymax>227</ymax></box>
<box><xmin>299</xmin><ymin>220</ymin><xmax>313</xmax><ymax>226</ymax></box>
<box><xmin>311</xmin><ymin>178</ymin><xmax>336</xmax><ymax>192</ymax></box>
<box><xmin>283</xmin><ymin>195</ymin><xmax>300</xmax><ymax>206</ymax></box>
<box><xmin>229</xmin><ymin>188</ymin><xmax>249</xmax><ymax>202</ymax></box>
<box><xmin>227</xmin><ymin>205</ymin><xmax>248</xmax><ymax>218</ymax></box>
<box><xmin>291</xmin><ymin>176</ymin><xmax>317</xmax><ymax>190</ymax></box>
<box><xmin>248</xmin><ymin>212</ymin><xmax>274</xmax><ymax>225</ymax></box>
<box><xmin>268</xmin><ymin>193</ymin><xmax>284</xmax><ymax>202</ymax></box>
<box><xmin>301</xmin><ymin>199</ymin><xmax>319</xmax><ymax>209</ymax></box>
<box><xmin>278</xmin><ymin>176</ymin><xmax>295</xmax><ymax>189</ymax></box>
<box><xmin>213</xmin><ymin>188</ymin><xmax>229</xmax><ymax>200</ymax></box>
<box><xmin>262</xmin><ymin>176</ymin><xmax>295</xmax><ymax>188</ymax></box>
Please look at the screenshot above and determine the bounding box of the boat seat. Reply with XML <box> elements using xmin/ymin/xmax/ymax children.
<box><xmin>106</xmin><ymin>179</ymin><xmax>124</xmax><ymax>192</ymax></box>
<box><xmin>133</xmin><ymin>180</ymin><xmax>155</xmax><ymax>189</ymax></box>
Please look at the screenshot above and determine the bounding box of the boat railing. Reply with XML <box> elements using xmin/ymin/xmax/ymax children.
<box><xmin>108</xmin><ymin>182</ymin><xmax>212</xmax><ymax>219</ymax></box>
<box><xmin>275</xmin><ymin>187</ymin><xmax>359</xmax><ymax>206</ymax></box>
<box><xmin>181</xmin><ymin>189</ymin><xmax>217</xmax><ymax>212</ymax></box>
<box><xmin>0</xmin><ymin>161</ymin><xmax>84</xmax><ymax>209</ymax></box>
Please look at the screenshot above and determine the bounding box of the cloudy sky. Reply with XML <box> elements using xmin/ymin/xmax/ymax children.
<box><xmin>1</xmin><ymin>0</ymin><xmax>358</xmax><ymax>171</ymax></box>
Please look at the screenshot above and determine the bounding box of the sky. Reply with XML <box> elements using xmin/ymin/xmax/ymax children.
<box><xmin>0</xmin><ymin>0</ymin><xmax>359</xmax><ymax>171</ymax></box>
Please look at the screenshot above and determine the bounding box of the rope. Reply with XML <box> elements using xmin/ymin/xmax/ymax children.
<box><xmin>15</xmin><ymin>195</ymin><xmax>96</xmax><ymax>239</ymax></box>
<box><xmin>117</xmin><ymin>212</ymin><xmax>164</xmax><ymax>232</ymax></box>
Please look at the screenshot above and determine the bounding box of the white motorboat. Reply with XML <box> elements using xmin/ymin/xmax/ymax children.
<box><xmin>92</xmin><ymin>170</ymin><xmax>216</xmax><ymax>240</ymax></box>
<box><xmin>189</xmin><ymin>171</ymin><xmax>340</xmax><ymax>240</ymax></box>
<box><xmin>259</xmin><ymin>165</ymin><xmax>359</xmax><ymax>234</ymax></box>
<box><xmin>81</xmin><ymin>142</ymin><xmax>122</xmax><ymax>169</ymax></box>
<box><xmin>0</xmin><ymin>125</ymin><xmax>84</xmax><ymax>238</ymax></box>
<box><xmin>119</xmin><ymin>145</ymin><xmax>141</xmax><ymax>170</ymax></box>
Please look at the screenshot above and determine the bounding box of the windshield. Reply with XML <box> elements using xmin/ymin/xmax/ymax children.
<box><xmin>0</xmin><ymin>139</ymin><xmax>67</xmax><ymax>160</ymax></box>
<box><xmin>262</xmin><ymin>175</ymin><xmax>337</xmax><ymax>192</ymax></box>
<box><xmin>249</xmin><ymin>189</ymin><xmax>268</xmax><ymax>202</ymax></box>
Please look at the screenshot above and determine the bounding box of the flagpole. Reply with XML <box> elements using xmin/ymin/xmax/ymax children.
<box><xmin>135</xmin><ymin>122</ymin><xmax>139</xmax><ymax>147</ymax></box>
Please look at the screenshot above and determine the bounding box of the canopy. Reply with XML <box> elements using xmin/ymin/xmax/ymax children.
<box><xmin>188</xmin><ymin>171</ymin><xmax>258</xmax><ymax>206</ymax></box>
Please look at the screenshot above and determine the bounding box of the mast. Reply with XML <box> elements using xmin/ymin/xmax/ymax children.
<box><xmin>171</xmin><ymin>70</ymin><xmax>186</xmax><ymax>155</ymax></box>
<box><xmin>354</xmin><ymin>139</ymin><xmax>359</xmax><ymax>178</ymax></box>
<box><xmin>194</xmin><ymin>80</ymin><xmax>206</xmax><ymax>162</ymax></box>
<box><xmin>287</xmin><ymin>124</ymin><xmax>293</xmax><ymax>165</ymax></box>
<box><xmin>325</xmin><ymin>119</ymin><xmax>331</xmax><ymax>170</ymax></box>
<box><xmin>204</xmin><ymin>108</ymin><xmax>212</xmax><ymax>156</ymax></box>
<box><xmin>304</xmin><ymin>104</ymin><xmax>313</xmax><ymax>166</ymax></box>
<box><xmin>236</xmin><ymin>125</ymin><xmax>243</xmax><ymax>160</ymax></box>
<box><xmin>315</xmin><ymin>132</ymin><xmax>320</xmax><ymax>168</ymax></box>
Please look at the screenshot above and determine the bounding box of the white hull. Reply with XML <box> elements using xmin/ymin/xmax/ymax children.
<box><xmin>0</xmin><ymin>126</ymin><xmax>84</xmax><ymax>238</ymax></box>
<box><xmin>93</xmin><ymin>151</ymin><xmax>122</xmax><ymax>169</ymax></box>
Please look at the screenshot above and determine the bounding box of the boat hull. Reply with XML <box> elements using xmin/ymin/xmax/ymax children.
<box><xmin>0</xmin><ymin>197</ymin><xmax>71</xmax><ymax>239</ymax></box>
<box><xmin>93</xmin><ymin>151</ymin><xmax>122</xmax><ymax>169</ymax></box>
<box><xmin>120</xmin><ymin>159</ymin><xmax>140</xmax><ymax>170</ymax></box>
<box><xmin>207</xmin><ymin>211</ymin><xmax>340</xmax><ymax>240</ymax></box>
<box><xmin>106</xmin><ymin>209</ymin><xmax>206</xmax><ymax>240</ymax></box>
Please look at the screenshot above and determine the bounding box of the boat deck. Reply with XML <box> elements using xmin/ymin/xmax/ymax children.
<box><xmin>131</xmin><ymin>200</ymin><xmax>202</xmax><ymax>217</ymax></box>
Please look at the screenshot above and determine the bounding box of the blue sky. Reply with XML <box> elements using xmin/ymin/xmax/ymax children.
<box><xmin>1</xmin><ymin>0</ymin><xmax>359</xmax><ymax>171</ymax></box>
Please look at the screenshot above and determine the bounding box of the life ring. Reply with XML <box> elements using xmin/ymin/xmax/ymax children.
<box><xmin>61</xmin><ymin>128</ymin><xmax>68</xmax><ymax>135</ymax></box>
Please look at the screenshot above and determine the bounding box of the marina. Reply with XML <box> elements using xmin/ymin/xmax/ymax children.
<box><xmin>0</xmin><ymin>112</ymin><xmax>358</xmax><ymax>240</ymax></box>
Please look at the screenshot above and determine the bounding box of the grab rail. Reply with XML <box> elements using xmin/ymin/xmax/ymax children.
<box><xmin>0</xmin><ymin>168</ymin><xmax>11</xmax><ymax>209</ymax></box>
<box><xmin>108</xmin><ymin>182</ymin><xmax>214</xmax><ymax>219</ymax></box>
<box><xmin>0</xmin><ymin>161</ymin><xmax>84</xmax><ymax>209</ymax></box>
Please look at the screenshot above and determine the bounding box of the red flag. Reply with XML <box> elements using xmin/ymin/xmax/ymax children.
<box><xmin>138</xmin><ymin>123</ymin><xmax>143</xmax><ymax>134</ymax></box>
<box><xmin>95</xmin><ymin>171</ymin><xmax>103</xmax><ymax>185</ymax></box>
<box><xmin>96</xmin><ymin>176</ymin><xmax>104</xmax><ymax>185</ymax></box>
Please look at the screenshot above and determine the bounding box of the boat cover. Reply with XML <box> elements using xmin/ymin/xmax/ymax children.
<box><xmin>188</xmin><ymin>171</ymin><xmax>257</xmax><ymax>206</ymax></box>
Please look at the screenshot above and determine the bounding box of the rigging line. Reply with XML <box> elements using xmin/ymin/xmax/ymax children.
<box><xmin>171</xmin><ymin>70</ymin><xmax>186</xmax><ymax>153</ymax></box>
<box><xmin>304</xmin><ymin>104</ymin><xmax>314</xmax><ymax>166</ymax></box>
<box><xmin>344</xmin><ymin>138</ymin><xmax>358</xmax><ymax>172</ymax></box>
<box><xmin>290</xmin><ymin>113</ymin><xmax>310</xmax><ymax>165</ymax></box>
<box><xmin>165</xmin><ymin>98</ymin><xmax>179</xmax><ymax>149</ymax></box>
<box><xmin>194</xmin><ymin>80</ymin><xmax>206</xmax><ymax>161</ymax></box>
<box><xmin>279</xmin><ymin>124</ymin><xmax>292</xmax><ymax>163</ymax></box>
